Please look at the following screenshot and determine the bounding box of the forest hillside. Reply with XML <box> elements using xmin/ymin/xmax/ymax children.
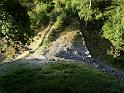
<box><xmin>0</xmin><ymin>0</ymin><xmax>124</xmax><ymax>93</ymax></box>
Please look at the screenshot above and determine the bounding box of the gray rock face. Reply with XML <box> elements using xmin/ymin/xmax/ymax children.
<box><xmin>45</xmin><ymin>31</ymin><xmax>91</xmax><ymax>61</ymax></box>
<box><xmin>55</xmin><ymin>40</ymin><xmax>91</xmax><ymax>61</ymax></box>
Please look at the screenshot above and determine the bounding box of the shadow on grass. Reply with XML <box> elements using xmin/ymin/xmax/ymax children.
<box><xmin>0</xmin><ymin>62</ymin><xmax>122</xmax><ymax>93</ymax></box>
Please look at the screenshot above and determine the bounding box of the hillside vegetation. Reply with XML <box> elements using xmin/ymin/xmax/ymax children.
<box><xmin>0</xmin><ymin>0</ymin><xmax>124</xmax><ymax>66</ymax></box>
<box><xmin>1</xmin><ymin>0</ymin><xmax>124</xmax><ymax>92</ymax></box>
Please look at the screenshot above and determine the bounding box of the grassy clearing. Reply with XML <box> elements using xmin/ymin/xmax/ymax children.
<box><xmin>0</xmin><ymin>62</ymin><xmax>123</xmax><ymax>93</ymax></box>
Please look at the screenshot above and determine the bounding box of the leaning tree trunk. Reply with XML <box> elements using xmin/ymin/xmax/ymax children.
<box><xmin>89</xmin><ymin>0</ymin><xmax>92</xmax><ymax>9</ymax></box>
<box><xmin>89</xmin><ymin>0</ymin><xmax>96</xmax><ymax>9</ymax></box>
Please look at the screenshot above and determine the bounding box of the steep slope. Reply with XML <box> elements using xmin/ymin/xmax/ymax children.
<box><xmin>27</xmin><ymin>26</ymin><xmax>91</xmax><ymax>61</ymax></box>
<box><xmin>22</xmin><ymin>24</ymin><xmax>124</xmax><ymax>81</ymax></box>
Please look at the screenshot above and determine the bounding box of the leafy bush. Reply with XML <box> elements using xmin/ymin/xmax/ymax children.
<box><xmin>102</xmin><ymin>0</ymin><xmax>124</xmax><ymax>52</ymax></box>
<box><xmin>28</xmin><ymin>1</ymin><xmax>52</xmax><ymax>29</ymax></box>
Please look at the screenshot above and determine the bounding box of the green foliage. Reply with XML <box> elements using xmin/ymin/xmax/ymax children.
<box><xmin>30</xmin><ymin>0</ymin><xmax>124</xmax><ymax>58</ymax></box>
<box><xmin>0</xmin><ymin>0</ymin><xmax>34</xmax><ymax>45</ymax></box>
<box><xmin>71</xmin><ymin>0</ymin><xmax>124</xmax><ymax>58</ymax></box>
<box><xmin>102</xmin><ymin>0</ymin><xmax>124</xmax><ymax>52</ymax></box>
<box><xmin>28</xmin><ymin>1</ymin><xmax>52</xmax><ymax>29</ymax></box>
<box><xmin>0</xmin><ymin>62</ymin><xmax>122</xmax><ymax>93</ymax></box>
<box><xmin>1</xmin><ymin>0</ymin><xmax>124</xmax><ymax>63</ymax></box>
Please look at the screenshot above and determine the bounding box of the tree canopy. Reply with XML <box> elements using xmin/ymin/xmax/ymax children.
<box><xmin>1</xmin><ymin>0</ymin><xmax>124</xmax><ymax>62</ymax></box>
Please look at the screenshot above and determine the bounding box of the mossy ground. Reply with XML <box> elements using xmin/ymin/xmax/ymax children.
<box><xmin>0</xmin><ymin>62</ymin><xmax>123</xmax><ymax>93</ymax></box>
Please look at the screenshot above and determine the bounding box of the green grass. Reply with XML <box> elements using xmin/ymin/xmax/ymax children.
<box><xmin>0</xmin><ymin>62</ymin><xmax>123</xmax><ymax>93</ymax></box>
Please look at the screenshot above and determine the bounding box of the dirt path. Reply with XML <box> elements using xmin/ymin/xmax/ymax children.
<box><xmin>82</xmin><ymin>58</ymin><xmax>124</xmax><ymax>81</ymax></box>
